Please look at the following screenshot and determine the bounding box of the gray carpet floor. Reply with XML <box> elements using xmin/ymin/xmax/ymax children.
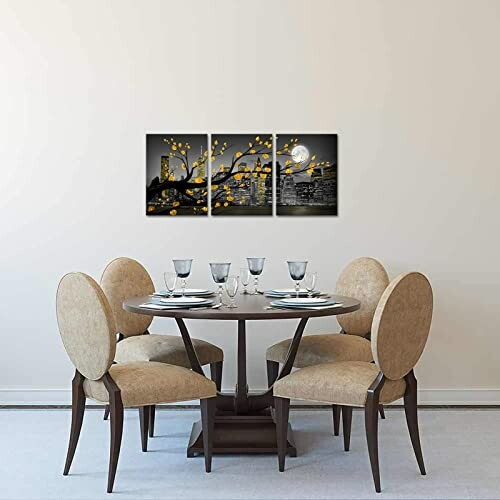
<box><xmin>0</xmin><ymin>409</ymin><xmax>498</xmax><ymax>499</ymax></box>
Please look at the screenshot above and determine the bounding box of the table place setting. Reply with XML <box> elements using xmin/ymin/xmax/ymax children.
<box><xmin>136</xmin><ymin>256</ymin><xmax>340</xmax><ymax>312</ymax></box>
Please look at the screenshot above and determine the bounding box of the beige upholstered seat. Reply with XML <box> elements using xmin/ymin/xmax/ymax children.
<box><xmin>115</xmin><ymin>334</ymin><xmax>223</xmax><ymax>366</ymax></box>
<box><xmin>266</xmin><ymin>257</ymin><xmax>389</xmax><ymax>371</ymax></box>
<box><xmin>273</xmin><ymin>272</ymin><xmax>433</xmax><ymax>493</ymax></box>
<box><xmin>101</xmin><ymin>257</ymin><xmax>224</xmax><ymax>372</ymax></box>
<box><xmin>273</xmin><ymin>361</ymin><xmax>405</xmax><ymax>406</ymax></box>
<box><xmin>83</xmin><ymin>361</ymin><xmax>216</xmax><ymax>407</ymax></box>
<box><xmin>266</xmin><ymin>334</ymin><xmax>373</xmax><ymax>368</ymax></box>
<box><xmin>100</xmin><ymin>257</ymin><xmax>224</xmax><ymax>432</ymax></box>
<box><xmin>56</xmin><ymin>272</ymin><xmax>217</xmax><ymax>493</ymax></box>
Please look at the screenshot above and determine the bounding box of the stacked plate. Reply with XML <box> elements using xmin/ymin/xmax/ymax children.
<box><xmin>153</xmin><ymin>288</ymin><xmax>215</xmax><ymax>298</ymax></box>
<box><xmin>141</xmin><ymin>296</ymin><xmax>214</xmax><ymax>310</ymax></box>
<box><xmin>269</xmin><ymin>297</ymin><xmax>339</xmax><ymax>310</ymax></box>
<box><xmin>264</xmin><ymin>288</ymin><xmax>321</xmax><ymax>298</ymax></box>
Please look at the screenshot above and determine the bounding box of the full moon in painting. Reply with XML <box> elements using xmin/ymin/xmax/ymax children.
<box><xmin>291</xmin><ymin>144</ymin><xmax>309</xmax><ymax>163</ymax></box>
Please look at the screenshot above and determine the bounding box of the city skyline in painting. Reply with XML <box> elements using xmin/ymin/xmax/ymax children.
<box><xmin>211</xmin><ymin>134</ymin><xmax>273</xmax><ymax>216</ymax></box>
<box><xmin>276</xmin><ymin>134</ymin><xmax>337</xmax><ymax>216</ymax></box>
<box><xmin>146</xmin><ymin>134</ymin><xmax>208</xmax><ymax>216</ymax></box>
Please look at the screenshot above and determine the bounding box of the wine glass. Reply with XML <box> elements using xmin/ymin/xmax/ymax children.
<box><xmin>225</xmin><ymin>275</ymin><xmax>239</xmax><ymax>308</ymax></box>
<box><xmin>173</xmin><ymin>259</ymin><xmax>193</xmax><ymax>297</ymax></box>
<box><xmin>287</xmin><ymin>261</ymin><xmax>308</xmax><ymax>298</ymax></box>
<box><xmin>240</xmin><ymin>267</ymin><xmax>251</xmax><ymax>294</ymax></box>
<box><xmin>247</xmin><ymin>257</ymin><xmax>265</xmax><ymax>295</ymax></box>
<box><xmin>163</xmin><ymin>272</ymin><xmax>177</xmax><ymax>298</ymax></box>
<box><xmin>210</xmin><ymin>262</ymin><xmax>231</xmax><ymax>306</ymax></box>
<box><xmin>304</xmin><ymin>271</ymin><xmax>317</xmax><ymax>298</ymax></box>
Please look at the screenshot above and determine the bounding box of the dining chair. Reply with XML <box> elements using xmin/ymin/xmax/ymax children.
<box><xmin>273</xmin><ymin>272</ymin><xmax>433</xmax><ymax>492</ymax></box>
<box><xmin>57</xmin><ymin>272</ymin><xmax>217</xmax><ymax>493</ymax></box>
<box><xmin>266</xmin><ymin>257</ymin><xmax>389</xmax><ymax>433</ymax></box>
<box><xmin>100</xmin><ymin>257</ymin><xmax>223</xmax><ymax>436</ymax></box>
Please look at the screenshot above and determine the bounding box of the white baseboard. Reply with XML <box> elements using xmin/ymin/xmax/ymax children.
<box><xmin>1</xmin><ymin>388</ymin><xmax>500</xmax><ymax>406</ymax></box>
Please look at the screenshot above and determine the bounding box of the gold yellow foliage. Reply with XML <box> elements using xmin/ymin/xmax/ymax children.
<box><xmin>255</xmin><ymin>136</ymin><xmax>260</xmax><ymax>141</ymax></box>
<box><xmin>259</xmin><ymin>173</ymin><xmax>267</xmax><ymax>179</ymax></box>
<box><xmin>236</xmin><ymin>152</ymin><xmax>242</xmax><ymax>158</ymax></box>
<box><xmin>234</xmin><ymin>173</ymin><xmax>243</xmax><ymax>181</ymax></box>
<box><xmin>195</xmin><ymin>177</ymin><xmax>203</xmax><ymax>184</ymax></box>
<box><xmin>223</xmin><ymin>185</ymin><xmax>230</xmax><ymax>190</ymax></box>
<box><xmin>168</xmin><ymin>174</ymin><xmax>176</xmax><ymax>181</ymax></box>
<box><xmin>227</xmin><ymin>195</ymin><xmax>234</xmax><ymax>202</ymax></box>
<box><xmin>202</xmin><ymin>206</ymin><xmax>208</xmax><ymax>212</ymax></box>
<box><xmin>215</xmin><ymin>202</ymin><xmax>221</xmax><ymax>208</ymax></box>
<box><xmin>250</xmin><ymin>149</ymin><xmax>256</xmax><ymax>154</ymax></box>
<box><xmin>147</xmin><ymin>206</ymin><xmax>155</xmax><ymax>212</ymax></box>
<box><xmin>171</xmin><ymin>145</ymin><xmax>177</xmax><ymax>151</ymax></box>
<box><xmin>181</xmin><ymin>150</ymin><xmax>186</xmax><ymax>155</ymax></box>
<box><xmin>262</xmin><ymin>154</ymin><xmax>269</xmax><ymax>159</ymax></box>
<box><xmin>224</xmin><ymin>202</ymin><xmax>229</xmax><ymax>207</ymax></box>
<box><xmin>285</xmin><ymin>168</ymin><xmax>293</xmax><ymax>174</ymax></box>
<box><xmin>186</xmin><ymin>189</ymin><xmax>193</xmax><ymax>195</ymax></box>
<box><xmin>172</xmin><ymin>201</ymin><xmax>180</xmax><ymax>207</ymax></box>
<box><xmin>211</xmin><ymin>184</ymin><xmax>218</xmax><ymax>190</ymax></box>
<box><xmin>169</xmin><ymin>209</ymin><xmax>177</xmax><ymax>216</ymax></box>
<box><xmin>285</xmin><ymin>160</ymin><xmax>292</xmax><ymax>166</ymax></box>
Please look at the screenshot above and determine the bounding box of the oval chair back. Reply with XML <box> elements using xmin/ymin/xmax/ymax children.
<box><xmin>56</xmin><ymin>272</ymin><xmax>116</xmax><ymax>381</ymax></box>
<box><xmin>335</xmin><ymin>257</ymin><xmax>389</xmax><ymax>337</ymax></box>
<box><xmin>100</xmin><ymin>257</ymin><xmax>154</xmax><ymax>338</ymax></box>
<box><xmin>371</xmin><ymin>272</ymin><xmax>433</xmax><ymax>380</ymax></box>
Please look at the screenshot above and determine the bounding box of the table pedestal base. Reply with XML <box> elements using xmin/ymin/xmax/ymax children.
<box><xmin>187</xmin><ymin>411</ymin><xmax>297</xmax><ymax>457</ymax></box>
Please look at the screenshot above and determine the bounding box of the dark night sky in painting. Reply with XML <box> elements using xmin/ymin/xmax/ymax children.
<box><xmin>146</xmin><ymin>134</ymin><xmax>207</xmax><ymax>184</ymax></box>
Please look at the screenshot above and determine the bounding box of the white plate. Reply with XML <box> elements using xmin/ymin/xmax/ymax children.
<box><xmin>159</xmin><ymin>297</ymin><xmax>211</xmax><ymax>305</ymax></box>
<box><xmin>271</xmin><ymin>288</ymin><xmax>309</xmax><ymax>294</ymax></box>
<box><xmin>280</xmin><ymin>297</ymin><xmax>328</xmax><ymax>305</ymax></box>
<box><xmin>155</xmin><ymin>289</ymin><xmax>213</xmax><ymax>296</ymax></box>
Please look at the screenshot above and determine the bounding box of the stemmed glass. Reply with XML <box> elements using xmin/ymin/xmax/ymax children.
<box><xmin>304</xmin><ymin>271</ymin><xmax>317</xmax><ymax>298</ymax></box>
<box><xmin>287</xmin><ymin>261</ymin><xmax>308</xmax><ymax>299</ymax></box>
<box><xmin>210</xmin><ymin>263</ymin><xmax>231</xmax><ymax>306</ymax></box>
<box><xmin>240</xmin><ymin>267</ymin><xmax>251</xmax><ymax>295</ymax></box>
<box><xmin>225</xmin><ymin>275</ymin><xmax>239</xmax><ymax>308</ymax></box>
<box><xmin>247</xmin><ymin>257</ymin><xmax>265</xmax><ymax>295</ymax></box>
<box><xmin>163</xmin><ymin>272</ymin><xmax>177</xmax><ymax>298</ymax></box>
<box><xmin>173</xmin><ymin>259</ymin><xmax>193</xmax><ymax>297</ymax></box>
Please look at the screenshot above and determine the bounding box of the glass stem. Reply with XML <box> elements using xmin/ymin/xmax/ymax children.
<box><xmin>254</xmin><ymin>276</ymin><xmax>258</xmax><ymax>294</ymax></box>
<box><xmin>219</xmin><ymin>284</ymin><xmax>223</xmax><ymax>306</ymax></box>
<box><xmin>296</xmin><ymin>282</ymin><xmax>300</xmax><ymax>299</ymax></box>
<box><xmin>182</xmin><ymin>279</ymin><xmax>186</xmax><ymax>297</ymax></box>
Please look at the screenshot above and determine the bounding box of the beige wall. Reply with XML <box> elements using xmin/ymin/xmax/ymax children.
<box><xmin>1</xmin><ymin>0</ymin><xmax>499</xmax><ymax>403</ymax></box>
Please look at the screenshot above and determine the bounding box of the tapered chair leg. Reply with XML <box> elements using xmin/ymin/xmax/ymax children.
<box><xmin>342</xmin><ymin>406</ymin><xmax>353</xmax><ymax>451</ymax></box>
<box><xmin>379</xmin><ymin>405</ymin><xmax>385</xmax><ymax>419</ymax></box>
<box><xmin>103</xmin><ymin>405</ymin><xmax>110</xmax><ymax>420</ymax></box>
<box><xmin>63</xmin><ymin>371</ymin><xmax>86</xmax><ymax>476</ymax></box>
<box><xmin>275</xmin><ymin>397</ymin><xmax>290</xmax><ymax>472</ymax></box>
<box><xmin>365</xmin><ymin>395</ymin><xmax>382</xmax><ymax>492</ymax></box>
<box><xmin>139</xmin><ymin>406</ymin><xmax>149</xmax><ymax>452</ymax></box>
<box><xmin>210</xmin><ymin>361</ymin><xmax>223</xmax><ymax>392</ymax></box>
<box><xmin>404</xmin><ymin>370</ymin><xmax>426</xmax><ymax>475</ymax></box>
<box><xmin>332</xmin><ymin>405</ymin><xmax>341</xmax><ymax>436</ymax></box>
<box><xmin>201</xmin><ymin>398</ymin><xmax>216</xmax><ymax>472</ymax></box>
<box><xmin>267</xmin><ymin>360</ymin><xmax>279</xmax><ymax>388</ymax></box>
<box><xmin>149</xmin><ymin>405</ymin><xmax>155</xmax><ymax>438</ymax></box>
<box><xmin>104</xmin><ymin>376</ymin><xmax>124</xmax><ymax>494</ymax></box>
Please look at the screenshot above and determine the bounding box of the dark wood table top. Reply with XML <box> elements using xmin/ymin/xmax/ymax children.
<box><xmin>123</xmin><ymin>293</ymin><xmax>360</xmax><ymax>321</ymax></box>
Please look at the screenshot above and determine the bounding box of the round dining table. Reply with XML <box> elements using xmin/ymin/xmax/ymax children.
<box><xmin>123</xmin><ymin>292</ymin><xmax>360</xmax><ymax>457</ymax></box>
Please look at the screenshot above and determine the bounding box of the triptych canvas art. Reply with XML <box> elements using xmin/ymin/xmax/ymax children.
<box><xmin>146</xmin><ymin>133</ymin><xmax>337</xmax><ymax>216</ymax></box>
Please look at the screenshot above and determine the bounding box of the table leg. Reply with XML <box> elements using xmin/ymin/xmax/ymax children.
<box><xmin>186</xmin><ymin>318</ymin><xmax>308</xmax><ymax>457</ymax></box>
<box><xmin>235</xmin><ymin>320</ymin><xmax>249</xmax><ymax>414</ymax></box>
